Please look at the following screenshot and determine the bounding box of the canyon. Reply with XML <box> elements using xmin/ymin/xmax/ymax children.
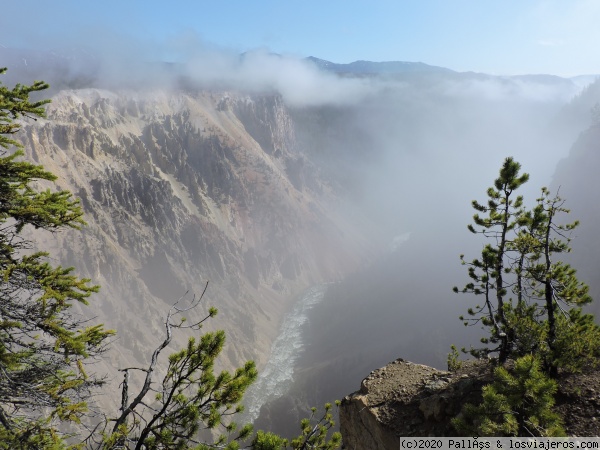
<box><xmin>6</xmin><ymin>54</ymin><xmax>600</xmax><ymax>442</ymax></box>
<box><xmin>16</xmin><ymin>86</ymin><xmax>373</xmax><ymax>415</ymax></box>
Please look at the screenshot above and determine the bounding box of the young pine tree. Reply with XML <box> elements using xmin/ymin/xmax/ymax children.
<box><xmin>521</xmin><ymin>188</ymin><xmax>599</xmax><ymax>374</ymax></box>
<box><xmin>0</xmin><ymin>68</ymin><xmax>114</xmax><ymax>447</ymax></box>
<box><xmin>98</xmin><ymin>294</ymin><xmax>342</xmax><ymax>449</ymax></box>
<box><xmin>454</xmin><ymin>157</ymin><xmax>529</xmax><ymax>362</ymax></box>
<box><xmin>454</xmin><ymin>158</ymin><xmax>600</xmax><ymax>437</ymax></box>
<box><xmin>452</xmin><ymin>355</ymin><xmax>565</xmax><ymax>437</ymax></box>
<box><xmin>455</xmin><ymin>158</ymin><xmax>600</xmax><ymax>370</ymax></box>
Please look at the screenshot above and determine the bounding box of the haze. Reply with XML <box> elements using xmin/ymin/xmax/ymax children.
<box><xmin>2</xmin><ymin>0</ymin><xmax>600</xmax><ymax>436</ymax></box>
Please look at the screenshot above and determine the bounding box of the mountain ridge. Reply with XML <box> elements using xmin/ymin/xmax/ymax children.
<box><xmin>305</xmin><ymin>56</ymin><xmax>455</xmax><ymax>75</ymax></box>
<box><xmin>1</xmin><ymin>47</ymin><xmax>596</xmax><ymax>95</ymax></box>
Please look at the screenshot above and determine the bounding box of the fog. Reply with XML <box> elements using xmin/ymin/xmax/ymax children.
<box><xmin>3</xmin><ymin>37</ymin><xmax>597</xmax><ymax>435</ymax></box>
<box><xmin>256</xmin><ymin>62</ymin><xmax>592</xmax><ymax>434</ymax></box>
<box><xmin>1</xmin><ymin>35</ymin><xmax>378</xmax><ymax>107</ymax></box>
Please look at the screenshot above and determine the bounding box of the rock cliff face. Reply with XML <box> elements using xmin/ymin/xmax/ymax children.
<box><xmin>17</xmin><ymin>88</ymin><xmax>371</xmax><ymax>410</ymax></box>
<box><xmin>550</xmin><ymin>123</ymin><xmax>600</xmax><ymax>313</ymax></box>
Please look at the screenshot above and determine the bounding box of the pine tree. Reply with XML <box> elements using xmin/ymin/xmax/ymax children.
<box><xmin>97</xmin><ymin>288</ymin><xmax>256</xmax><ymax>449</ymax></box>
<box><xmin>97</xmin><ymin>289</ymin><xmax>342</xmax><ymax>449</ymax></box>
<box><xmin>251</xmin><ymin>402</ymin><xmax>341</xmax><ymax>450</ymax></box>
<box><xmin>454</xmin><ymin>158</ymin><xmax>600</xmax><ymax>369</ymax></box>
<box><xmin>452</xmin><ymin>355</ymin><xmax>565</xmax><ymax>437</ymax></box>
<box><xmin>453</xmin><ymin>158</ymin><xmax>600</xmax><ymax>437</ymax></box>
<box><xmin>520</xmin><ymin>188</ymin><xmax>598</xmax><ymax>374</ymax></box>
<box><xmin>454</xmin><ymin>157</ymin><xmax>529</xmax><ymax>361</ymax></box>
<box><xmin>0</xmin><ymin>68</ymin><xmax>114</xmax><ymax>446</ymax></box>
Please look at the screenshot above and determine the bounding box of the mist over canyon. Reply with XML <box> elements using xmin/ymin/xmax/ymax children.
<box><xmin>3</xmin><ymin>46</ymin><xmax>600</xmax><ymax>437</ymax></box>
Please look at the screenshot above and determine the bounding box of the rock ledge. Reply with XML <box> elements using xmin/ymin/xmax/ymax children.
<box><xmin>339</xmin><ymin>359</ymin><xmax>490</xmax><ymax>449</ymax></box>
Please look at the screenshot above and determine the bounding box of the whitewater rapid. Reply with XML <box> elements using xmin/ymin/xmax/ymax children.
<box><xmin>242</xmin><ymin>284</ymin><xmax>328</xmax><ymax>423</ymax></box>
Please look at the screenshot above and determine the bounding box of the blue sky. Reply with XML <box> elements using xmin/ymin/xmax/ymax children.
<box><xmin>2</xmin><ymin>0</ymin><xmax>600</xmax><ymax>76</ymax></box>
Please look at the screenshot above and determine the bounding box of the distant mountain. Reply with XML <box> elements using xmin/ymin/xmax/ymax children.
<box><xmin>3</xmin><ymin>46</ymin><xmax>597</xmax><ymax>94</ymax></box>
<box><xmin>305</xmin><ymin>56</ymin><xmax>599</xmax><ymax>88</ymax></box>
<box><xmin>569</xmin><ymin>75</ymin><xmax>600</xmax><ymax>89</ymax></box>
<box><xmin>305</xmin><ymin>56</ymin><xmax>455</xmax><ymax>75</ymax></box>
<box><xmin>511</xmin><ymin>73</ymin><xmax>578</xmax><ymax>87</ymax></box>
<box><xmin>559</xmin><ymin>77</ymin><xmax>600</xmax><ymax>123</ymax></box>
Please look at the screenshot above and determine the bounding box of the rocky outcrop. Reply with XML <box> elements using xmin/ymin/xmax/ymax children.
<box><xmin>339</xmin><ymin>359</ymin><xmax>489</xmax><ymax>449</ymax></box>
<box><xmin>340</xmin><ymin>358</ymin><xmax>600</xmax><ymax>449</ymax></box>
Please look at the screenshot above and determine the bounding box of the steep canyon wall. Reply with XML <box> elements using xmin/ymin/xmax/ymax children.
<box><xmin>16</xmin><ymin>88</ymin><xmax>372</xmax><ymax>411</ymax></box>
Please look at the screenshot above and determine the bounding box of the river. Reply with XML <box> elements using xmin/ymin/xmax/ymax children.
<box><xmin>241</xmin><ymin>284</ymin><xmax>328</xmax><ymax>424</ymax></box>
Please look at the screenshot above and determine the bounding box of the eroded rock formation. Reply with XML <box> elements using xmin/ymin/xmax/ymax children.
<box><xmin>17</xmin><ymin>88</ymin><xmax>372</xmax><ymax>412</ymax></box>
<box><xmin>339</xmin><ymin>359</ymin><xmax>489</xmax><ymax>449</ymax></box>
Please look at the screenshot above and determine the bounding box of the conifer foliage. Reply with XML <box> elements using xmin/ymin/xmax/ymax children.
<box><xmin>453</xmin><ymin>157</ymin><xmax>600</xmax><ymax>437</ymax></box>
<box><xmin>0</xmin><ymin>68</ymin><xmax>114</xmax><ymax>446</ymax></box>
<box><xmin>251</xmin><ymin>402</ymin><xmax>341</xmax><ymax>450</ymax></box>
<box><xmin>99</xmin><ymin>288</ymin><xmax>258</xmax><ymax>450</ymax></box>
<box><xmin>452</xmin><ymin>355</ymin><xmax>564</xmax><ymax>437</ymax></box>
<box><xmin>454</xmin><ymin>157</ymin><xmax>529</xmax><ymax>362</ymax></box>
<box><xmin>454</xmin><ymin>157</ymin><xmax>600</xmax><ymax>371</ymax></box>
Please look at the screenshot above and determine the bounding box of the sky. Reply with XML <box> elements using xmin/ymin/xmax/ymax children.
<box><xmin>2</xmin><ymin>1</ymin><xmax>600</xmax><ymax>76</ymax></box>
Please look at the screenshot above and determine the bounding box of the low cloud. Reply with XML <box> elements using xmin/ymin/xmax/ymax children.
<box><xmin>1</xmin><ymin>29</ymin><xmax>586</xmax><ymax>111</ymax></box>
<box><xmin>183</xmin><ymin>47</ymin><xmax>377</xmax><ymax>107</ymax></box>
<box><xmin>1</xmin><ymin>31</ymin><xmax>377</xmax><ymax>108</ymax></box>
